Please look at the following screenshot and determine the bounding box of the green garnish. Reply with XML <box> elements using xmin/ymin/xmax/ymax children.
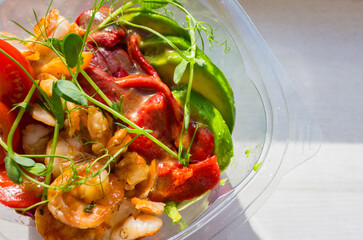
<box><xmin>62</xmin><ymin>33</ymin><xmax>83</xmax><ymax>68</ymax></box>
<box><xmin>220</xmin><ymin>178</ymin><xmax>228</xmax><ymax>186</ymax></box>
<box><xmin>83</xmin><ymin>201</ymin><xmax>96</xmax><ymax>213</ymax></box>
<box><xmin>253</xmin><ymin>162</ymin><xmax>262</xmax><ymax>171</ymax></box>
<box><xmin>164</xmin><ymin>201</ymin><xmax>182</xmax><ymax>223</ymax></box>
<box><xmin>245</xmin><ymin>149</ymin><xmax>250</xmax><ymax>157</ymax></box>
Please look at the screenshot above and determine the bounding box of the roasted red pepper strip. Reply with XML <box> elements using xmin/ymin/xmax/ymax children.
<box><xmin>149</xmin><ymin>155</ymin><xmax>220</xmax><ymax>202</ymax></box>
<box><xmin>78</xmin><ymin>66</ymin><xmax>127</xmax><ymax>104</ymax></box>
<box><xmin>128</xmin><ymin>92</ymin><xmax>177</xmax><ymax>160</ymax></box>
<box><xmin>127</xmin><ymin>34</ymin><xmax>159</xmax><ymax>78</ymax></box>
<box><xmin>116</xmin><ymin>74</ymin><xmax>183</xmax><ymax>122</ymax></box>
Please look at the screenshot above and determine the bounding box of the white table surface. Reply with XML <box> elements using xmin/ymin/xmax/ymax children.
<box><xmin>236</xmin><ymin>0</ymin><xmax>363</xmax><ymax>239</ymax></box>
<box><xmin>1</xmin><ymin>0</ymin><xmax>362</xmax><ymax>239</ymax></box>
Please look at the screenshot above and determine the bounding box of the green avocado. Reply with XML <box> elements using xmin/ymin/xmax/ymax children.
<box><xmin>122</xmin><ymin>8</ymin><xmax>190</xmax><ymax>40</ymax></box>
<box><xmin>123</xmin><ymin>9</ymin><xmax>236</xmax><ymax>132</ymax></box>
<box><xmin>172</xmin><ymin>87</ymin><xmax>233</xmax><ymax>171</ymax></box>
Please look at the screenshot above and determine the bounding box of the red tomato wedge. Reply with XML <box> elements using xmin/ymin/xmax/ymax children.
<box><xmin>0</xmin><ymin>39</ymin><xmax>34</xmax><ymax>107</ymax></box>
<box><xmin>0</xmin><ymin>101</ymin><xmax>20</xmax><ymax>164</ymax></box>
<box><xmin>0</xmin><ymin>165</ymin><xmax>43</xmax><ymax>209</ymax></box>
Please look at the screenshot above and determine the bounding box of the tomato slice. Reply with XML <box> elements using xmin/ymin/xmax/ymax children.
<box><xmin>0</xmin><ymin>39</ymin><xmax>34</xmax><ymax>107</ymax></box>
<box><xmin>0</xmin><ymin>101</ymin><xmax>20</xmax><ymax>164</ymax></box>
<box><xmin>0</xmin><ymin>165</ymin><xmax>43</xmax><ymax>209</ymax></box>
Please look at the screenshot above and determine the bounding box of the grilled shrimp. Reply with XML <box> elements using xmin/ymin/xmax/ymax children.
<box><xmin>130</xmin><ymin>197</ymin><xmax>165</xmax><ymax>216</ymax></box>
<box><xmin>45</xmin><ymin>131</ymin><xmax>83</xmax><ymax>177</ymax></box>
<box><xmin>87</xmin><ymin>106</ymin><xmax>112</xmax><ymax>154</ymax></box>
<box><xmin>65</xmin><ymin>102</ymin><xmax>88</xmax><ymax>138</ymax></box>
<box><xmin>30</xmin><ymin>103</ymin><xmax>56</xmax><ymax>127</ymax></box>
<box><xmin>114</xmin><ymin>152</ymin><xmax>149</xmax><ymax>191</ymax></box>
<box><xmin>47</xmin><ymin>162</ymin><xmax>124</xmax><ymax>229</ymax></box>
<box><xmin>106</xmin><ymin>128</ymin><xmax>132</xmax><ymax>161</ymax></box>
<box><xmin>111</xmin><ymin>214</ymin><xmax>162</xmax><ymax>240</ymax></box>
<box><xmin>37</xmin><ymin>73</ymin><xmax>58</xmax><ymax>97</ymax></box>
<box><xmin>35</xmin><ymin>206</ymin><xmax>108</xmax><ymax>240</ymax></box>
<box><xmin>22</xmin><ymin>124</ymin><xmax>52</xmax><ymax>157</ymax></box>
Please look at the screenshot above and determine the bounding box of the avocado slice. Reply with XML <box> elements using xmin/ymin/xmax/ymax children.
<box><xmin>172</xmin><ymin>87</ymin><xmax>233</xmax><ymax>171</ymax></box>
<box><xmin>122</xmin><ymin>8</ymin><xmax>190</xmax><ymax>40</ymax></box>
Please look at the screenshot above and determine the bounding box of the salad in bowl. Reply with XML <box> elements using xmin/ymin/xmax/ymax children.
<box><xmin>0</xmin><ymin>0</ymin><xmax>235</xmax><ymax>239</ymax></box>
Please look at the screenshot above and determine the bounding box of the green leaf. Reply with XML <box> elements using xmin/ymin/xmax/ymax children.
<box><xmin>53</xmin><ymin>80</ymin><xmax>88</xmax><ymax>106</ymax></box>
<box><xmin>4</xmin><ymin>156</ymin><xmax>22</xmax><ymax>184</ymax></box>
<box><xmin>13</xmin><ymin>155</ymin><xmax>35</xmax><ymax>167</ymax></box>
<box><xmin>24</xmin><ymin>163</ymin><xmax>47</xmax><ymax>175</ymax></box>
<box><xmin>62</xmin><ymin>33</ymin><xmax>83</xmax><ymax>68</ymax></box>
<box><xmin>111</xmin><ymin>96</ymin><xmax>123</xmax><ymax>113</ymax></box>
<box><xmin>49</xmin><ymin>38</ymin><xmax>63</xmax><ymax>54</ymax></box>
<box><xmin>52</xmin><ymin>84</ymin><xmax>65</xmax><ymax>128</ymax></box>
<box><xmin>164</xmin><ymin>201</ymin><xmax>182</xmax><ymax>223</ymax></box>
<box><xmin>138</xmin><ymin>0</ymin><xmax>170</xmax><ymax>9</ymax></box>
<box><xmin>173</xmin><ymin>59</ymin><xmax>188</xmax><ymax>84</ymax></box>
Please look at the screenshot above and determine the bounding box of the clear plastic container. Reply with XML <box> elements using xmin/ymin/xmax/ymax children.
<box><xmin>0</xmin><ymin>0</ymin><xmax>322</xmax><ymax>239</ymax></box>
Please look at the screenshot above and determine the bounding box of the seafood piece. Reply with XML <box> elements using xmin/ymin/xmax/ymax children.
<box><xmin>131</xmin><ymin>197</ymin><xmax>165</xmax><ymax>216</ymax></box>
<box><xmin>136</xmin><ymin>160</ymin><xmax>157</xmax><ymax>199</ymax></box>
<box><xmin>34</xmin><ymin>9</ymin><xmax>70</xmax><ymax>40</ymax></box>
<box><xmin>26</xmin><ymin>9</ymin><xmax>71</xmax><ymax>59</ymax></box>
<box><xmin>87</xmin><ymin>106</ymin><xmax>112</xmax><ymax>154</ymax></box>
<box><xmin>114</xmin><ymin>152</ymin><xmax>150</xmax><ymax>191</ymax></box>
<box><xmin>30</xmin><ymin>103</ymin><xmax>56</xmax><ymax>127</ymax></box>
<box><xmin>45</xmin><ymin>131</ymin><xmax>83</xmax><ymax>177</ymax></box>
<box><xmin>111</xmin><ymin>214</ymin><xmax>162</xmax><ymax>240</ymax></box>
<box><xmin>65</xmin><ymin>102</ymin><xmax>88</xmax><ymax>138</ymax></box>
<box><xmin>35</xmin><ymin>206</ymin><xmax>108</xmax><ymax>240</ymax></box>
<box><xmin>39</xmin><ymin>52</ymin><xmax>93</xmax><ymax>78</ymax></box>
<box><xmin>47</xmin><ymin>162</ymin><xmax>124</xmax><ymax>229</ymax></box>
<box><xmin>22</xmin><ymin>124</ymin><xmax>52</xmax><ymax>157</ymax></box>
<box><xmin>106</xmin><ymin>128</ymin><xmax>132</xmax><ymax>160</ymax></box>
<box><xmin>37</xmin><ymin>73</ymin><xmax>58</xmax><ymax>97</ymax></box>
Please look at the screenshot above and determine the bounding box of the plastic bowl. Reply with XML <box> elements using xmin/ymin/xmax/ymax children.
<box><xmin>0</xmin><ymin>0</ymin><xmax>322</xmax><ymax>239</ymax></box>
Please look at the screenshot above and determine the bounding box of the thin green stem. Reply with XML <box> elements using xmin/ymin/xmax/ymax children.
<box><xmin>79</xmin><ymin>68</ymin><xmax>113</xmax><ymax>107</ymax></box>
<box><xmin>7</xmin><ymin>85</ymin><xmax>37</xmax><ymax>154</ymax></box>
<box><xmin>0</xmin><ymin>139</ymin><xmax>8</xmax><ymax>152</ymax></box>
<box><xmin>98</xmin><ymin>0</ymin><xmax>137</xmax><ymax>29</ymax></box>
<box><xmin>42</xmin><ymin>123</ymin><xmax>60</xmax><ymax>200</ymax></box>
<box><xmin>119</xmin><ymin>20</ymin><xmax>192</xmax><ymax>62</ymax></box>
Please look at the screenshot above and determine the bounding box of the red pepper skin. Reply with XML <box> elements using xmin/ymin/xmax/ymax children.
<box><xmin>127</xmin><ymin>34</ymin><xmax>159</xmax><ymax>78</ymax></box>
<box><xmin>88</xmin><ymin>30</ymin><xmax>125</xmax><ymax>48</ymax></box>
<box><xmin>0</xmin><ymin>165</ymin><xmax>43</xmax><ymax>209</ymax></box>
<box><xmin>115</xmin><ymin>74</ymin><xmax>183</xmax><ymax>122</ymax></box>
<box><xmin>78</xmin><ymin>66</ymin><xmax>127</xmax><ymax>103</ymax></box>
<box><xmin>128</xmin><ymin>92</ymin><xmax>176</xmax><ymax>160</ymax></box>
<box><xmin>149</xmin><ymin>155</ymin><xmax>220</xmax><ymax>202</ymax></box>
